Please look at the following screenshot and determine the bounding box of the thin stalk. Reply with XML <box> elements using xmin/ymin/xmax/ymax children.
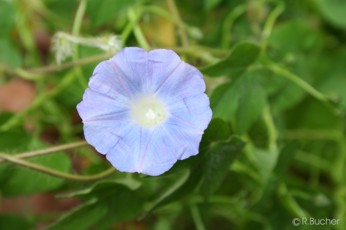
<box><xmin>262</xmin><ymin>105</ymin><xmax>278</xmax><ymax>153</ymax></box>
<box><xmin>261</xmin><ymin>2</ymin><xmax>284</xmax><ymax>52</ymax></box>
<box><xmin>0</xmin><ymin>140</ymin><xmax>87</xmax><ymax>164</ymax></box>
<box><xmin>128</xmin><ymin>8</ymin><xmax>150</xmax><ymax>50</ymax></box>
<box><xmin>166</xmin><ymin>0</ymin><xmax>189</xmax><ymax>47</ymax></box>
<box><xmin>0</xmin><ymin>153</ymin><xmax>116</xmax><ymax>182</ymax></box>
<box><xmin>221</xmin><ymin>4</ymin><xmax>247</xmax><ymax>48</ymax></box>
<box><xmin>72</xmin><ymin>0</ymin><xmax>88</xmax><ymax>88</ymax></box>
<box><xmin>10</xmin><ymin>52</ymin><xmax>112</xmax><ymax>80</ymax></box>
<box><xmin>190</xmin><ymin>205</ymin><xmax>206</xmax><ymax>230</ymax></box>
<box><xmin>268</xmin><ymin>62</ymin><xmax>341</xmax><ymax>115</ymax></box>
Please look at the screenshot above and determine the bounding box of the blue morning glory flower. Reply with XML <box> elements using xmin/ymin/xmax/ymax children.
<box><xmin>77</xmin><ymin>47</ymin><xmax>212</xmax><ymax>176</ymax></box>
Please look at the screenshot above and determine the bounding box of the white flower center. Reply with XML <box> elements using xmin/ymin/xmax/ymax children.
<box><xmin>131</xmin><ymin>95</ymin><xmax>167</xmax><ymax>127</ymax></box>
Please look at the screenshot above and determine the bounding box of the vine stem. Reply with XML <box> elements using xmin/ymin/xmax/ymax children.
<box><xmin>261</xmin><ymin>2</ymin><xmax>284</xmax><ymax>52</ymax></box>
<box><xmin>166</xmin><ymin>0</ymin><xmax>189</xmax><ymax>47</ymax></box>
<box><xmin>9</xmin><ymin>53</ymin><xmax>112</xmax><ymax>80</ymax></box>
<box><xmin>0</xmin><ymin>153</ymin><xmax>116</xmax><ymax>182</ymax></box>
<box><xmin>128</xmin><ymin>7</ymin><xmax>150</xmax><ymax>50</ymax></box>
<box><xmin>221</xmin><ymin>4</ymin><xmax>247</xmax><ymax>48</ymax></box>
<box><xmin>268</xmin><ymin>63</ymin><xmax>341</xmax><ymax>115</ymax></box>
<box><xmin>190</xmin><ymin>205</ymin><xmax>206</xmax><ymax>230</ymax></box>
<box><xmin>0</xmin><ymin>140</ymin><xmax>87</xmax><ymax>164</ymax></box>
<box><xmin>262</xmin><ymin>105</ymin><xmax>278</xmax><ymax>154</ymax></box>
<box><xmin>72</xmin><ymin>0</ymin><xmax>88</xmax><ymax>88</ymax></box>
<box><xmin>0</xmin><ymin>140</ymin><xmax>116</xmax><ymax>181</ymax></box>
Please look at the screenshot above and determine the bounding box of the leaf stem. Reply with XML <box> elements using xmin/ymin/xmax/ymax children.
<box><xmin>166</xmin><ymin>0</ymin><xmax>189</xmax><ymax>47</ymax></box>
<box><xmin>190</xmin><ymin>205</ymin><xmax>206</xmax><ymax>230</ymax></box>
<box><xmin>268</xmin><ymin>62</ymin><xmax>341</xmax><ymax>115</ymax></box>
<box><xmin>221</xmin><ymin>4</ymin><xmax>247</xmax><ymax>48</ymax></box>
<box><xmin>262</xmin><ymin>105</ymin><xmax>278</xmax><ymax>153</ymax></box>
<box><xmin>0</xmin><ymin>140</ymin><xmax>88</xmax><ymax>164</ymax></box>
<box><xmin>8</xmin><ymin>53</ymin><xmax>112</xmax><ymax>80</ymax></box>
<box><xmin>128</xmin><ymin>7</ymin><xmax>150</xmax><ymax>50</ymax></box>
<box><xmin>261</xmin><ymin>2</ymin><xmax>284</xmax><ymax>52</ymax></box>
<box><xmin>72</xmin><ymin>0</ymin><xmax>88</xmax><ymax>88</ymax></box>
<box><xmin>0</xmin><ymin>153</ymin><xmax>116</xmax><ymax>182</ymax></box>
<box><xmin>72</xmin><ymin>0</ymin><xmax>87</xmax><ymax>36</ymax></box>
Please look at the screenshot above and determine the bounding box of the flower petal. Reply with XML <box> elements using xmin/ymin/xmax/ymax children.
<box><xmin>104</xmin><ymin>124</ymin><xmax>199</xmax><ymax>176</ymax></box>
<box><xmin>105</xmin><ymin>126</ymin><xmax>148</xmax><ymax>174</ymax></box>
<box><xmin>167</xmin><ymin>93</ymin><xmax>212</xmax><ymax>131</ymax></box>
<box><xmin>153</xmin><ymin>62</ymin><xmax>206</xmax><ymax>104</ymax></box>
<box><xmin>83</xmin><ymin>124</ymin><xmax>128</xmax><ymax>155</ymax></box>
<box><xmin>146</xmin><ymin>49</ymin><xmax>181</xmax><ymax>92</ymax></box>
<box><xmin>108</xmin><ymin>47</ymin><xmax>148</xmax><ymax>97</ymax></box>
<box><xmin>77</xmin><ymin>88</ymin><xmax>130</xmax><ymax>122</ymax></box>
<box><xmin>89</xmin><ymin>61</ymin><xmax>132</xmax><ymax>100</ymax></box>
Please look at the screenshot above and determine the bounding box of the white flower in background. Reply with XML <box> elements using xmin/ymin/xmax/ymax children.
<box><xmin>51</xmin><ymin>32</ymin><xmax>123</xmax><ymax>64</ymax></box>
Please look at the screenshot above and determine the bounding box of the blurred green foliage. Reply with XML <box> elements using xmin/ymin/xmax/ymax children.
<box><xmin>0</xmin><ymin>0</ymin><xmax>346</xmax><ymax>229</ymax></box>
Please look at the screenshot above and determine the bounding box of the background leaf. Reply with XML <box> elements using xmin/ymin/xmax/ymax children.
<box><xmin>1</xmin><ymin>150</ymin><xmax>71</xmax><ymax>196</ymax></box>
<box><xmin>87</xmin><ymin>0</ymin><xmax>136</xmax><ymax>26</ymax></box>
<box><xmin>203</xmin><ymin>118</ymin><xmax>232</xmax><ymax>142</ymax></box>
<box><xmin>47</xmin><ymin>182</ymin><xmax>144</xmax><ymax>230</ymax></box>
<box><xmin>202</xmin><ymin>42</ymin><xmax>260</xmax><ymax>78</ymax></box>
<box><xmin>201</xmin><ymin>137</ymin><xmax>245</xmax><ymax>198</ymax></box>
<box><xmin>235</xmin><ymin>74</ymin><xmax>267</xmax><ymax>135</ymax></box>
<box><xmin>316</xmin><ymin>0</ymin><xmax>346</xmax><ymax>29</ymax></box>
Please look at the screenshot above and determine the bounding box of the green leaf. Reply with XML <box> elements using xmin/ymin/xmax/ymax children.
<box><xmin>202</xmin><ymin>42</ymin><xmax>260</xmax><ymax>78</ymax></box>
<box><xmin>210</xmin><ymin>81</ymin><xmax>240</xmax><ymax>121</ymax></box>
<box><xmin>0</xmin><ymin>39</ymin><xmax>22</xmax><ymax>68</ymax></box>
<box><xmin>204</xmin><ymin>0</ymin><xmax>222</xmax><ymax>10</ymax></box>
<box><xmin>317</xmin><ymin>48</ymin><xmax>346</xmax><ymax>112</ymax></box>
<box><xmin>253</xmin><ymin>142</ymin><xmax>301</xmax><ymax>208</ymax></box>
<box><xmin>48</xmin><ymin>183</ymin><xmax>144</xmax><ymax>230</ymax></box>
<box><xmin>273</xmin><ymin>142</ymin><xmax>301</xmax><ymax>177</ymax></box>
<box><xmin>203</xmin><ymin>118</ymin><xmax>232</xmax><ymax>142</ymax></box>
<box><xmin>201</xmin><ymin>137</ymin><xmax>245</xmax><ymax>198</ymax></box>
<box><xmin>143</xmin><ymin>169</ymin><xmax>190</xmax><ymax>215</ymax></box>
<box><xmin>0</xmin><ymin>214</ymin><xmax>34</xmax><ymax>230</ymax></box>
<box><xmin>87</xmin><ymin>0</ymin><xmax>135</xmax><ymax>26</ymax></box>
<box><xmin>251</xmin><ymin>148</ymin><xmax>278</xmax><ymax>182</ymax></box>
<box><xmin>0</xmin><ymin>127</ymin><xmax>71</xmax><ymax>196</ymax></box>
<box><xmin>0</xmin><ymin>124</ymin><xmax>32</xmax><ymax>188</ymax></box>
<box><xmin>1</xmin><ymin>152</ymin><xmax>71</xmax><ymax>196</ymax></box>
<box><xmin>268</xmin><ymin>20</ymin><xmax>323</xmax><ymax>53</ymax></box>
<box><xmin>60</xmin><ymin>178</ymin><xmax>141</xmax><ymax>199</ymax></box>
<box><xmin>316</xmin><ymin>0</ymin><xmax>346</xmax><ymax>29</ymax></box>
<box><xmin>44</xmin><ymin>0</ymin><xmax>78</xmax><ymax>23</ymax></box>
<box><xmin>46</xmin><ymin>199</ymin><xmax>106</xmax><ymax>230</ymax></box>
<box><xmin>0</xmin><ymin>0</ymin><xmax>15</xmax><ymax>37</ymax></box>
<box><xmin>236</xmin><ymin>75</ymin><xmax>267</xmax><ymax>134</ymax></box>
<box><xmin>0</xmin><ymin>123</ymin><xmax>31</xmax><ymax>152</ymax></box>
<box><xmin>143</xmin><ymin>150</ymin><xmax>210</xmax><ymax>216</ymax></box>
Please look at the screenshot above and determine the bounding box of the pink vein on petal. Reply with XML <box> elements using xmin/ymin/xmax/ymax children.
<box><xmin>108</xmin><ymin>60</ymin><xmax>132</xmax><ymax>96</ymax></box>
<box><xmin>153</xmin><ymin>61</ymin><xmax>183</xmax><ymax>94</ymax></box>
<box><xmin>168</xmin><ymin>114</ymin><xmax>204</xmax><ymax>134</ymax></box>
<box><xmin>83</xmin><ymin>117</ymin><xmax>129</xmax><ymax>123</ymax></box>
<box><xmin>137</xmin><ymin>128</ymin><xmax>154</xmax><ymax>172</ymax></box>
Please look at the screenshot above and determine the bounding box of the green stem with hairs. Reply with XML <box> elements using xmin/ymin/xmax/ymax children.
<box><xmin>166</xmin><ymin>0</ymin><xmax>189</xmax><ymax>47</ymax></box>
<box><xmin>72</xmin><ymin>0</ymin><xmax>88</xmax><ymax>88</ymax></box>
<box><xmin>268</xmin><ymin>62</ymin><xmax>340</xmax><ymax>115</ymax></box>
<box><xmin>0</xmin><ymin>140</ymin><xmax>87</xmax><ymax>164</ymax></box>
<box><xmin>9</xmin><ymin>52</ymin><xmax>112</xmax><ymax>80</ymax></box>
<box><xmin>221</xmin><ymin>4</ymin><xmax>247</xmax><ymax>48</ymax></box>
<box><xmin>261</xmin><ymin>2</ymin><xmax>284</xmax><ymax>52</ymax></box>
<box><xmin>128</xmin><ymin>7</ymin><xmax>150</xmax><ymax>50</ymax></box>
<box><xmin>190</xmin><ymin>205</ymin><xmax>206</xmax><ymax>230</ymax></box>
<box><xmin>0</xmin><ymin>153</ymin><xmax>116</xmax><ymax>182</ymax></box>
